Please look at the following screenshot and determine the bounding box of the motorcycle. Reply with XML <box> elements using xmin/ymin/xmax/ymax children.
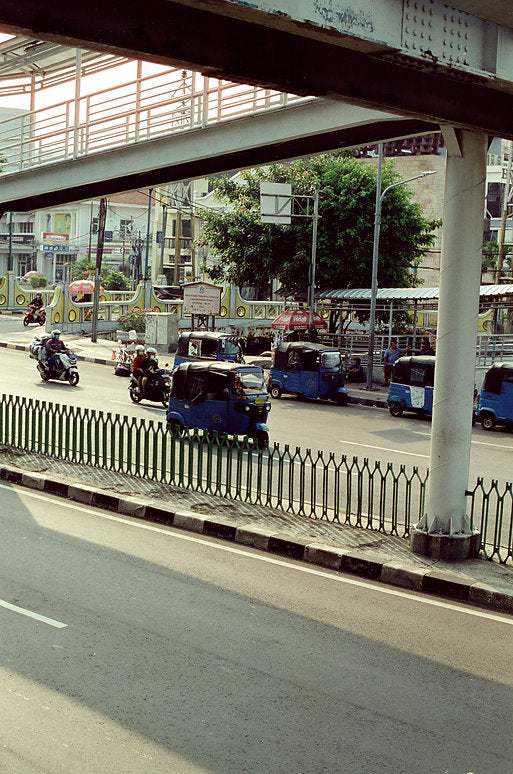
<box><xmin>129</xmin><ymin>368</ymin><xmax>171</xmax><ymax>407</ymax></box>
<box><xmin>23</xmin><ymin>306</ymin><xmax>46</xmax><ymax>326</ymax></box>
<box><xmin>36</xmin><ymin>349</ymin><xmax>80</xmax><ymax>386</ymax></box>
<box><xmin>112</xmin><ymin>343</ymin><xmax>134</xmax><ymax>377</ymax></box>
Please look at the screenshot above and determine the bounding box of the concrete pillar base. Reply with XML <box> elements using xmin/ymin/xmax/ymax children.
<box><xmin>410</xmin><ymin>526</ymin><xmax>481</xmax><ymax>561</ymax></box>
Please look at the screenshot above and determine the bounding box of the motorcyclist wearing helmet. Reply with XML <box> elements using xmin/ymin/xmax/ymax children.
<box><xmin>45</xmin><ymin>329</ymin><xmax>66</xmax><ymax>370</ymax></box>
<box><xmin>30</xmin><ymin>293</ymin><xmax>44</xmax><ymax>310</ymax></box>
<box><xmin>132</xmin><ymin>344</ymin><xmax>146</xmax><ymax>390</ymax></box>
<box><xmin>140</xmin><ymin>347</ymin><xmax>159</xmax><ymax>394</ymax></box>
<box><xmin>27</xmin><ymin>292</ymin><xmax>44</xmax><ymax>322</ymax></box>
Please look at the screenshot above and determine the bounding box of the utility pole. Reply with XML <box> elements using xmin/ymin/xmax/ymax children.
<box><xmin>190</xmin><ymin>212</ymin><xmax>196</xmax><ymax>280</ymax></box>
<box><xmin>7</xmin><ymin>211</ymin><xmax>13</xmax><ymax>272</ymax></box>
<box><xmin>87</xmin><ymin>201</ymin><xmax>93</xmax><ymax>262</ymax></box>
<box><xmin>366</xmin><ymin>148</ymin><xmax>436</xmax><ymax>389</ymax></box>
<box><xmin>144</xmin><ymin>188</ymin><xmax>153</xmax><ymax>280</ymax></box>
<box><xmin>495</xmin><ymin>141</ymin><xmax>513</xmax><ymax>284</ymax></box>
<box><xmin>173</xmin><ymin>207</ymin><xmax>182</xmax><ymax>285</ymax></box>
<box><xmin>91</xmin><ymin>198</ymin><xmax>107</xmax><ymax>343</ymax></box>
<box><xmin>307</xmin><ymin>189</ymin><xmax>320</xmax><ymax>334</ymax></box>
<box><xmin>160</xmin><ymin>203</ymin><xmax>168</xmax><ymax>277</ymax></box>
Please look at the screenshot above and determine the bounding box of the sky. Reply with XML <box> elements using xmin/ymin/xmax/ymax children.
<box><xmin>0</xmin><ymin>32</ymin><xmax>168</xmax><ymax>112</ymax></box>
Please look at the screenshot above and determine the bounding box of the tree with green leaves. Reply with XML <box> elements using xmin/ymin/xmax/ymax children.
<box><xmin>70</xmin><ymin>256</ymin><xmax>129</xmax><ymax>290</ymax></box>
<box><xmin>198</xmin><ymin>154</ymin><xmax>440</xmax><ymax>299</ymax></box>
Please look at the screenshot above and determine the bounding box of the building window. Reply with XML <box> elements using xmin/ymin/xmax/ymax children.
<box><xmin>18</xmin><ymin>221</ymin><xmax>34</xmax><ymax>234</ymax></box>
<box><xmin>172</xmin><ymin>219</ymin><xmax>192</xmax><ymax>237</ymax></box>
<box><xmin>486</xmin><ymin>183</ymin><xmax>503</xmax><ymax>219</ymax></box>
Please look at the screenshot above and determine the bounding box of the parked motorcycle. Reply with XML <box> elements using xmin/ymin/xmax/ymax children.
<box><xmin>112</xmin><ymin>344</ymin><xmax>134</xmax><ymax>377</ymax></box>
<box><xmin>129</xmin><ymin>368</ymin><xmax>171</xmax><ymax>407</ymax></box>
<box><xmin>23</xmin><ymin>306</ymin><xmax>46</xmax><ymax>326</ymax></box>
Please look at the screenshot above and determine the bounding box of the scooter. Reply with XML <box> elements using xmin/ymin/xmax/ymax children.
<box><xmin>129</xmin><ymin>369</ymin><xmax>171</xmax><ymax>407</ymax></box>
<box><xmin>23</xmin><ymin>306</ymin><xmax>46</xmax><ymax>326</ymax></box>
<box><xmin>37</xmin><ymin>350</ymin><xmax>80</xmax><ymax>386</ymax></box>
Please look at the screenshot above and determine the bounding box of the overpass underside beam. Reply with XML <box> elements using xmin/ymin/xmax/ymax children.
<box><xmin>0</xmin><ymin>1</ymin><xmax>512</xmax><ymax>138</ymax></box>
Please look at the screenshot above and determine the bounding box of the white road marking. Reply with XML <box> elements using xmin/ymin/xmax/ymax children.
<box><xmin>3</xmin><ymin>483</ymin><xmax>512</xmax><ymax>627</ymax></box>
<box><xmin>412</xmin><ymin>429</ymin><xmax>513</xmax><ymax>451</ymax></box>
<box><xmin>339</xmin><ymin>440</ymin><xmax>429</xmax><ymax>458</ymax></box>
<box><xmin>472</xmin><ymin>439</ymin><xmax>513</xmax><ymax>450</ymax></box>
<box><xmin>0</xmin><ymin>598</ymin><xmax>67</xmax><ymax>628</ymax></box>
<box><xmin>111</xmin><ymin>400</ymin><xmax>133</xmax><ymax>406</ymax></box>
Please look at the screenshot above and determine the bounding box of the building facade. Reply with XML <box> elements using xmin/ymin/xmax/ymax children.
<box><xmin>0</xmin><ymin>191</ymin><xmax>153</xmax><ymax>283</ymax></box>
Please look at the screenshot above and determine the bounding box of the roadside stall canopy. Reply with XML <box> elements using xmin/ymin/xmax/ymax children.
<box><xmin>272</xmin><ymin>309</ymin><xmax>328</xmax><ymax>330</ymax></box>
<box><xmin>316</xmin><ymin>286</ymin><xmax>513</xmax><ymax>311</ymax></box>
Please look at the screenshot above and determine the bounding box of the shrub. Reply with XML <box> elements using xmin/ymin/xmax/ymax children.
<box><xmin>103</xmin><ymin>268</ymin><xmax>130</xmax><ymax>290</ymax></box>
<box><xmin>29</xmin><ymin>276</ymin><xmax>48</xmax><ymax>288</ymax></box>
<box><xmin>117</xmin><ymin>307</ymin><xmax>146</xmax><ymax>332</ymax></box>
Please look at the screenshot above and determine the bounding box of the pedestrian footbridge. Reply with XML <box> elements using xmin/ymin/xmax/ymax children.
<box><xmin>0</xmin><ymin>65</ymin><xmax>437</xmax><ymax>214</ymax></box>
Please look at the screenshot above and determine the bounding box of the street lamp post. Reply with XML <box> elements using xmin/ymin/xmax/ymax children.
<box><xmin>308</xmin><ymin>189</ymin><xmax>320</xmax><ymax>333</ymax></box>
<box><xmin>366</xmin><ymin>147</ymin><xmax>436</xmax><ymax>389</ymax></box>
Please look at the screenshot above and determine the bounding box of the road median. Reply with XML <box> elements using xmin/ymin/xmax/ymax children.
<box><xmin>1</xmin><ymin>458</ymin><xmax>512</xmax><ymax>615</ymax></box>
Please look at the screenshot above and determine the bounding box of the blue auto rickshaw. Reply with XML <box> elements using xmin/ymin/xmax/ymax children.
<box><xmin>173</xmin><ymin>331</ymin><xmax>244</xmax><ymax>368</ymax></box>
<box><xmin>475</xmin><ymin>362</ymin><xmax>513</xmax><ymax>431</ymax></box>
<box><xmin>268</xmin><ymin>341</ymin><xmax>348</xmax><ymax>405</ymax></box>
<box><xmin>387</xmin><ymin>355</ymin><xmax>435</xmax><ymax>417</ymax></box>
<box><xmin>166</xmin><ymin>361</ymin><xmax>271</xmax><ymax>446</ymax></box>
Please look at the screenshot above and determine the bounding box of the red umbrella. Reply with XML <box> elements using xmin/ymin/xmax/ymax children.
<box><xmin>69</xmin><ymin>279</ymin><xmax>104</xmax><ymax>294</ymax></box>
<box><xmin>271</xmin><ymin>309</ymin><xmax>328</xmax><ymax>330</ymax></box>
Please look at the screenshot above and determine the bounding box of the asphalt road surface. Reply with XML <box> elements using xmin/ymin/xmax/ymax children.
<box><xmin>2</xmin><ymin>482</ymin><xmax>512</xmax><ymax>774</ymax></box>
<box><xmin>1</xmin><ymin>347</ymin><xmax>513</xmax><ymax>486</ymax></box>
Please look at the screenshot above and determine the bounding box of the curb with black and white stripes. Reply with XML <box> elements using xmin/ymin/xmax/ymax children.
<box><xmin>1</xmin><ymin>463</ymin><xmax>511</xmax><ymax>615</ymax></box>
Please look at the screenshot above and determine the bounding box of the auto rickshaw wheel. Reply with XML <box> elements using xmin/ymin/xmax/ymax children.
<box><xmin>388</xmin><ymin>402</ymin><xmax>403</xmax><ymax>417</ymax></box>
<box><xmin>252</xmin><ymin>431</ymin><xmax>269</xmax><ymax>450</ymax></box>
<box><xmin>270</xmin><ymin>385</ymin><xmax>282</xmax><ymax>399</ymax></box>
<box><xmin>480</xmin><ymin>412</ymin><xmax>496</xmax><ymax>431</ymax></box>
<box><xmin>168</xmin><ymin>419</ymin><xmax>184</xmax><ymax>436</ymax></box>
<box><xmin>334</xmin><ymin>392</ymin><xmax>348</xmax><ymax>406</ymax></box>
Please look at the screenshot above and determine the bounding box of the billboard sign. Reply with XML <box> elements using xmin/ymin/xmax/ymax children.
<box><xmin>260</xmin><ymin>182</ymin><xmax>292</xmax><ymax>224</ymax></box>
<box><xmin>42</xmin><ymin>232</ymin><xmax>70</xmax><ymax>252</ymax></box>
<box><xmin>183</xmin><ymin>282</ymin><xmax>222</xmax><ymax>315</ymax></box>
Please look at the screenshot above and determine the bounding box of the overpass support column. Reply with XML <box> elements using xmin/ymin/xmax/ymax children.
<box><xmin>411</xmin><ymin>130</ymin><xmax>486</xmax><ymax>560</ymax></box>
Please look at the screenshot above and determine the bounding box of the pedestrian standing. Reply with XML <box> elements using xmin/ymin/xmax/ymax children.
<box><xmin>383</xmin><ymin>338</ymin><xmax>404</xmax><ymax>385</ymax></box>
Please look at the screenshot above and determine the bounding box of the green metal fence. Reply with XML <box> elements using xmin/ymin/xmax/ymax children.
<box><xmin>0</xmin><ymin>393</ymin><xmax>511</xmax><ymax>563</ymax></box>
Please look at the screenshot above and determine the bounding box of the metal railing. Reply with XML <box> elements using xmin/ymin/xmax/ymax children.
<box><xmin>0</xmin><ymin>393</ymin><xmax>511</xmax><ymax>563</ymax></box>
<box><xmin>0</xmin><ymin>68</ymin><xmax>307</xmax><ymax>175</ymax></box>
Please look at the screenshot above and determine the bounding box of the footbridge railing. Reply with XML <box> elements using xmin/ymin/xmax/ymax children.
<box><xmin>0</xmin><ymin>67</ymin><xmax>307</xmax><ymax>175</ymax></box>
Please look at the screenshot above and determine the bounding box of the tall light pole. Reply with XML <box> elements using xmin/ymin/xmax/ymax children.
<box><xmin>366</xmin><ymin>148</ymin><xmax>436</xmax><ymax>389</ymax></box>
<box><xmin>308</xmin><ymin>189</ymin><xmax>320</xmax><ymax>334</ymax></box>
<box><xmin>143</xmin><ymin>187</ymin><xmax>153</xmax><ymax>280</ymax></box>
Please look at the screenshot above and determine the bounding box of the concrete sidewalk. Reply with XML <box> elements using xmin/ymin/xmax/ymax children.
<box><xmin>0</xmin><ymin>443</ymin><xmax>511</xmax><ymax>615</ymax></box>
<box><xmin>1</xmin><ymin>326</ymin><xmax>512</xmax><ymax>612</ymax></box>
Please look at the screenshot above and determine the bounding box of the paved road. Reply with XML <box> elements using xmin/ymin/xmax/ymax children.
<box><xmin>2</xmin><ymin>347</ymin><xmax>513</xmax><ymax>485</ymax></box>
<box><xmin>2</xmin><ymin>482</ymin><xmax>512</xmax><ymax>774</ymax></box>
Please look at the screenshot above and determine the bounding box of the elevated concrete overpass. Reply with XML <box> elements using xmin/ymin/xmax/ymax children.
<box><xmin>0</xmin><ymin>1</ymin><xmax>511</xmax><ymax>138</ymax></box>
